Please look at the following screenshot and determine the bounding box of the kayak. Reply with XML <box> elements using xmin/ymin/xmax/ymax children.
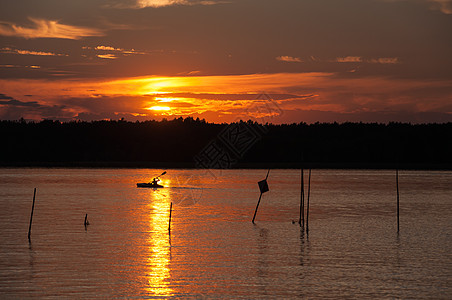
<box><xmin>137</xmin><ymin>171</ymin><xmax>166</xmax><ymax>188</ymax></box>
<box><xmin>137</xmin><ymin>182</ymin><xmax>164</xmax><ymax>188</ymax></box>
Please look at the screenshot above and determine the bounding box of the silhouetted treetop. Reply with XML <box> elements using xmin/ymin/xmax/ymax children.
<box><xmin>1</xmin><ymin>118</ymin><xmax>451</xmax><ymax>169</ymax></box>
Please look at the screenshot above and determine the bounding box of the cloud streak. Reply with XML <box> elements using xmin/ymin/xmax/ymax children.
<box><xmin>336</xmin><ymin>56</ymin><xmax>399</xmax><ymax>64</ymax></box>
<box><xmin>275</xmin><ymin>55</ymin><xmax>399</xmax><ymax>64</ymax></box>
<box><xmin>0</xmin><ymin>64</ymin><xmax>41</xmax><ymax>69</ymax></box>
<box><xmin>1</xmin><ymin>47</ymin><xmax>67</xmax><ymax>57</ymax></box>
<box><xmin>137</xmin><ymin>0</ymin><xmax>192</xmax><ymax>7</ymax></box>
<box><xmin>369</xmin><ymin>57</ymin><xmax>399</xmax><ymax>64</ymax></box>
<box><xmin>82</xmin><ymin>45</ymin><xmax>149</xmax><ymax>60</ymax></box>
<box><xmin>97</xmin><ymin>54</ymin><xmax>118</xmax><ymax>59</ymax></box>
<box><xmin>136</xmin><ymin>0</ymin><xmax>225</xmax><ymax>8</ymax></box>
<box><xmin>276</xmin><ymin>56</ymin><xmax>302</xmax><ymax>63</ymax></box>
<box><xmin>0</xmin><ymin>18</ymin><xmax>103</xmax><ymax>39</ymax></box>
<box><xmin>108</xmin><ymin>0</ymin><xmax>224</xmax><ymax>9</ymax></box>
<box><xmin>336</xmin><ymin>56</ymin><xmax>363</xmax><ymax>63</ymax></box>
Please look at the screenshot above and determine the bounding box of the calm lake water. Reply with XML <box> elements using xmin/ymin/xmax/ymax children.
<box><xmin>0</xmin><ymin>168</ymin><xmax>451</xmax><ymax>299</ymax></box>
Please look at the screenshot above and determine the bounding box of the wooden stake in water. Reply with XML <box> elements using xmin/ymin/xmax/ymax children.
<box><xmin>298</xmin><ymin>168</ymin><xmax>305</xmax><ymax>227</ymax></box>
<box><xmin>306</xmin><ymin>169</ymin><xmax>311</xmax><ymax>234</ymax></box>
<box><xmin>396</xmin><ymin>169</ymin><xmax>400</xmax><ymax>233</ymax></box>
<box><xmin>84</xmin><ymin>214</ymin><xmax>89</xmax><ymax>227</ymax></box>
<box><xmin>252</xmin><ymin>193</ymin><xmax>263</xmax><ymax>224</ymax></box>
<box><xmin>28</xmin><ymin>188</ymin><xmax>37</xmax><ymax>242</ymax></box>
<box><xmin>168</xmin><ymin>202</ymin><xmax>173</xmax><ymax>233</ymax></box>
<box><xmin>252</xmin><ymin>169</ymin><xmax>270</xmax><ymax>224</ymax></box>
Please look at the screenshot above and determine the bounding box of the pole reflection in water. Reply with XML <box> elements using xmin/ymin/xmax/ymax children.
<box><xmin>145</xmin><ymin>178</ymin><xmax>173</xmax><ymax>297</ymax></box>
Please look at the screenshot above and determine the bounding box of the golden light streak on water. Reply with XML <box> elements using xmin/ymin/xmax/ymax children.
<box><xmin>145</xmin><ymin>180</ymin><xmax>173</xmax><ymax>297</ymax></box>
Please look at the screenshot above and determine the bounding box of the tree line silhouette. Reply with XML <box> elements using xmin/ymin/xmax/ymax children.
<box><xmin>1</xmin><ymin>117</ymin><xmax>451</xmax><ymax>169</ymax></box>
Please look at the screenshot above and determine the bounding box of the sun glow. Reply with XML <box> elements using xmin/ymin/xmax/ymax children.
<box><xmin>147</xmin><ymin>106</ymin><xmax>171</xmax><ymax>111</ymax></box>
<box><xmin>155</xmin><ymin>97</ymin><xmax>176</xmax><ymax>102</ymax></box>
<box><xmin>0</xmin><ymin>72</ymin><xmax>364</xmax><ymax>123</ymax></box>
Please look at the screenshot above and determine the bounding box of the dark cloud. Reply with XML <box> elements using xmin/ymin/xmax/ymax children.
<box><xmin>0</xmin><ymin>93</ymin><xmax>14</xmax><ymax>100</ymax></box>
<box><xmin>0</xmin><ymin>93</ymin><xmax>70</xmax><ymax>120</ymax></box>
<box><xmin>0</xmin><ymin>94</ymin><xmax>40</xmax><ymax>107</ymax></box>
<box><xmin>0</xmin><ymin>99</ymin><xmax>41</xmax><ymax>107</ymax></box>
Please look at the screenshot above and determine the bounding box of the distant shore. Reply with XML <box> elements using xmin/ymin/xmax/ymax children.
<box><xmin>1</xmin><ymin>161</ymin><xmax>451</xmax><ymax>170</ymax></box>
<box><xmin>2</xmin><ymin>119</ymin><xmax>451</xmax><ymax>170</ymax></box>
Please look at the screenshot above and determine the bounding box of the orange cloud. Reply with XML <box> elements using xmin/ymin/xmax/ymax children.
<box><xmin>276</xmin><ymin>56</ymin><xmax>302</xmax><ymax>63</ymax></box>
<box><xmin>0</xmin><ymin>18</ymin><xmax>103</xmax><ymax>39</ymax></box>
<box><xmin>134</xmin><ymin>0</ymin><xmax>221</xmax><ymax>8</ymax></box>
<box><xmin>94</xmin><ymin>45</ymin><xmax>147</xmax><ymax>54</ymax></box>
<box><xmin>1</xmin><ymin>47</ymin><xmax>67</xmax><ymax>56</ymax></box>
<box><xmin>108</xmin><ymin>0</ymin><xmax>222</xmax><ymax>9</ymax></box>
<box><xmin>137</xmin><ymin>0</ymin><xmax>188</xmax><ymax>7</ymax></box>
<box><xmin>97</xmin><ymin>54</ymin><xmax>118</xmax><ymax>59</ymax></box>
<box><xmin>369</xmin><ymin>57</ymin><xmax>399</xmax><ymax>64</ymax></box>
<box><xmin>336</xmin><ymin>56</ymin><xmax>399</xmax><ymax>64</ymax></box>
<box><xmin>83</xmin><ymin>45</ymin><xmax>148</xmax><ymax>58</ymax></box>
<box><xmin>336</xmin><ymin>56</ymin><xmax>362</xmax><ymax>63</ymax></box>
<box><xmin>95</xmin><ymin>45</ymin><xmax>122</xmax><ymax>51</ymax></box>
<box><xmin>0</xmin><ymin>64</ymin><xmax>40</xmax><ymax>69</ymax></box>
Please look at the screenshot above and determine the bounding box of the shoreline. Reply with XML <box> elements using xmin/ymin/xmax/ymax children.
<box><xmin>1</xmin><ymin>161</ymin><xmax>451</xmax><ymax>170</ymax></box>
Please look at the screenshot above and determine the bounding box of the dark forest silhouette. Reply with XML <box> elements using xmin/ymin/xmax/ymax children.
<box><xmin>1</xmin><ymin>117</ymin><xmax>451</xmax><ymax>169</ymax></box>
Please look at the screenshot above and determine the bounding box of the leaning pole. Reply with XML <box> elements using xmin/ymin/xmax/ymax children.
<box><xmin>28</xmin><ymin>188</ymin><xmax>37</xmax><ymax>242</ymax></box>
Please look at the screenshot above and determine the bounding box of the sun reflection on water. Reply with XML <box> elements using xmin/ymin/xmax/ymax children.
<box><xmin>145</xmin><ymin>180</ymin><xmax>173</xmax><ymax>297</ymax></box>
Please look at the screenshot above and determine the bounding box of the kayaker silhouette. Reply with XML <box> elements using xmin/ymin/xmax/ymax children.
<box><xmin>136</xmin><ymin>171</ymin><xmax>166</xmax><ymax>188</ymax></box>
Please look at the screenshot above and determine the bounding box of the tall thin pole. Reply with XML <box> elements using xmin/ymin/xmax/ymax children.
<box><xmin>252</xmin><ymin>192</ymin><xmax>263</xmax><ymax>224</ymax></box>
<box><xmin>396</xmin><ymin>169</ymin><xmax>400</xmax><ymax>233</ymax></box>
<box><xmin>299</xmin><ymin>168</ymin><xmax>305</xmax><ymax>227</ymax></box>
<box><xmin>28</xmin><ymin>188</ymin><xmax>36</xmax><ymax>242</ymax></box>
<box><xmin>252</xmin><ymin>169</ymin><xmax>270</xmax><ymax>224</ymax></box>
<box><xmin>306</xmin><ymin>169</ymin><xmax>311</xmax><ymax>234</ymax></box>
<box><xmin>168</xmin><ymin>202</ymin><xmax>173</xmax><ymax>233</ymax></box>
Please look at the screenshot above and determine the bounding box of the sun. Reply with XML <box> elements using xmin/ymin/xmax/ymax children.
<box><xmin>155</xmin><ymin>97</ymin><xmax>175</xmax><ymax>103</ymax></box>
<box><xmin>146</xmin><ymin>106</ymin><xmax>171</xmax><ymax>111</ymax></box>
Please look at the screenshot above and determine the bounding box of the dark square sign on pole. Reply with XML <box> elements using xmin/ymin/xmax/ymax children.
<box><xmin>258</xmin><ymin>179</ymin><xmax>269</xmax><ymax>194</ymax></box>
<box><xmin>252</xmin><ymin>169</ymin><xmax>271</xmax><ymax>224</ymax></box>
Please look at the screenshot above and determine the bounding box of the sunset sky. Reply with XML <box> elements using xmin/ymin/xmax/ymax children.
<box><xmin>1</xmin><ymin>0</ymin><xmax>451</xmax><ymax>123</ymax></box>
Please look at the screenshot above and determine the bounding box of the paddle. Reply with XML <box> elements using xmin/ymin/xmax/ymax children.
<box><xmin>149</xmin><ymin>171</ymin><xmax>167</xmax><ymax>183</ymax></box>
